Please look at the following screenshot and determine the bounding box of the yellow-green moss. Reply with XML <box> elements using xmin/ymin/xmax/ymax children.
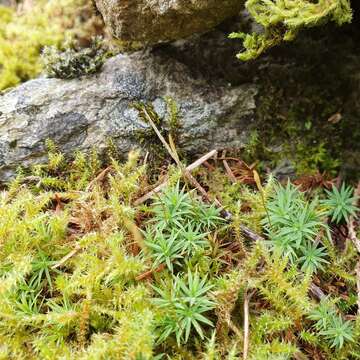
<box><xmin>231</xmin><ymin>0</ymin><xmax>353</xmax><ymax>60</ymax></box>
<box><xmin>0</xmin><ymin>0</ymin><xmax>102</xmax><ymax>91</ymax></box>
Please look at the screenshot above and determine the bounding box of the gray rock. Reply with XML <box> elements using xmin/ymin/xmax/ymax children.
<box><xmin>1</xmin><ymin>21</ymin><xmax>360</xmax><ymax>184</ymax></box>
<box><xmin>94</xmin><ymin>0</ymin><xmax>243</xmax><ymax>45</ymax></box>
<box><xmin>0</xmin><ymin>49</ymin><xmax>257</xmax><ymax>182</ymax></box>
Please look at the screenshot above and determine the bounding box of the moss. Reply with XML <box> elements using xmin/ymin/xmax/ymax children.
<box><xmin>132</xmin><ymin>102</ymin><xmax>166</xmax><ymax>153</ymax></box>
<box><xmin>240</xmin><ymin>26</ymin><xmax>360</xmax><ymax>180</ymax></box>
<box><xmin>42</xmin><ymin>36</ymin><xmax>110</xmax><ymax>79</ymax></box>
<box><xmin>131</xmin><ymin>100</ymin><xmax>184</xmax><ymax>176</ymax></box>
<box><xmin>0</xmin><ymin>143</ymin><xmax>360</xmax><ymax>358</ymax></box>
<box><xmin>0</xmin><ymin>0</ymin><xmax>103</xmax><ymax>91</ymax></box>
<box><xmin>231</xmin><ymin>0</ymin><xmax>353</xmax><ymax>60</ymax></box>
<box><xmin>248</xmin><ymin>95</ymin><xmax>343</xmax><ymax>178</ymax></box>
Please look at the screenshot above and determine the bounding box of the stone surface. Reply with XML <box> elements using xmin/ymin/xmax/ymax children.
<box><xmin>0</xmin><ymin>45</ymin><xmax>257</xmax><ymax>182</ymax></box>
<box><xmin>1</xmin><ymin>18</ymin><xmax>360</xmax><ymax>183</ymax></box>
<box><xmin>94</xmin><ymin>0</ymin><xmax>243</xmax><ymax>45</ymax></box>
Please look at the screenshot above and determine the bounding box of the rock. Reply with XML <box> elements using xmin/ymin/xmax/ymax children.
<box><xmin>94</xmin><ymin>0</ymin><xmax>243</xmax><ymax>45</ymax></box>
<box><xmin>1</xmin><ymin>19</ymin><xmax>360</xmax><ymax>183</ymax></box>
<box><xmin>0</xmin><ymin>45</ymin><xmax>257</xmax><ymax>183</ymax></box>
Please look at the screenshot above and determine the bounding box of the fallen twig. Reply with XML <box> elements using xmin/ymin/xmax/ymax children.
<box><xmin>239</xmin><ymin>225</ymin><xmax>265</xmax><ymax>242</ymax></box>
<box><xmin>243</xmin><ymin>289</ymin><xmax>254</xmax><ymax>360</ymax></box>
<box><xmin>144</xmin><ymin>107</ymin><xmax>220</xmax><ymax>204</ymax></box>
<box><xmin>133</xmin><ymin>149</ymin><xmax>217</xmax><ymax>205</ymax></box>
<box><xmin>203</xmin><ymin>160</ymin><xmax>215</xmax><ymax>171</ymax></box>
<box><xmin>141</xmin><ymin>105</ymin><xmax>328</xmax><ymax>302</ymax></box>
<box><xmin>348</xmin><ymin>182</ymin><xmax>360</xmax><ymax>314</ymax></box>
<box><xmin>136</xmin><ymin>263</ymin><xmax>166</xmax><ymax>281</ymax></box>
<box><xmin>222</xmin><ymin>150</ymin><xmax>237</xmax><ymax>184</ymax></box>
<box><xmin>85</xmin><ymin>166</ymin><xmax>112</xmax><ymax>192</ymax></box>
<box><xmin>52</xmin><ymin>243</ymin><xmax>81</xmax><ymax>270</ymax></box>
<box><xmin>309</xmin><ymin>282</ymin><xmax>326</xmax><ymax>300</ymax></box>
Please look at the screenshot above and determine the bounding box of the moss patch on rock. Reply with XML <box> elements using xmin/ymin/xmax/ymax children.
<box><xmin>0</xmin><ymin>0</ymin><xmax>103</xmax><ymax>91</ymax></box>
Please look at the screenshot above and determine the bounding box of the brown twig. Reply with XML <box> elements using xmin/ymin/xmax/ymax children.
<box><xmin>203</xmin><ymin>160</ymin><xmax>215</xmax><ymax>171</ymax></box>
<box><xmin>141</xmin><ymin>105</ymin><xmax>330</xmax><ymax>303</ymax></box>
<box><xmin>309</xmin><ymin>282</ymin><xmax>326</xmax><ymax>301</ymax></box>
<box><xmin>51</xmin><ymin>243</ymin><xmax>81</xmax><ymax>270</ymax></box>
<box><xmin>136</xmin><ymin>263</ymin><xmax>166</xmax><ymax>281</ymax></box>
<box><xmin>145</xmin><ymin>110</ymin><xmax>207</xmax><ymax>198</ymax></box>
<box><xmin>222</xmin><ymin>150</ymin><xmax>237</xmax><ymax>184</ymax></box>
<box><xmin>134</xmin><ymin>181</ymin><xmax>169</xmax><ymax>206</ymax></box>
<box><xmin>218</xmin><ymin>157</ymin><xmax>244</xmax><ymax>162</ymax></box>
<box><xmin>348</xmin><ymin>182</ymin><xmax>360</xmax><ymax>314</ymax></box>
<box><xmin>243</xmin><ymin>289</ymin><xmax>255</xmax><ymax>360</ymax></box>
<box><xmin>85</xmin><ymin>166</ymin><xmax>112</xmax><ymax>192</ymax></box>
<box><xmin>239</xmin><ymin>225</ymin><xmax>265</xmax><ymax>242</ymax></box>
<box><xmin>133</xmin><ymin>149</ymin><xmax>217</xmax><ymax>205</ymax></box>
<box><xmin>136</xmin><ymin>106</ymin><xmax>220</xmax><ymax>205</ymax></box>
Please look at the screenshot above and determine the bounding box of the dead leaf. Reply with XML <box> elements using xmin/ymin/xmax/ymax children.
<box><xmin>328</xmin><ymin>113</ymin><xmax>342</xmax><ymax>124</ymax></box>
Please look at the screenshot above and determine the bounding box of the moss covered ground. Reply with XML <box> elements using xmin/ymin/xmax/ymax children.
<box><xmin>1</xmin><ymin>1</ymin><xmax>360</xmax><ymax>358</ymax></box>
<box><xmin>0</xmin><ymin>139</ymin><xmax>359</xmax><ymax>359</ymax></box>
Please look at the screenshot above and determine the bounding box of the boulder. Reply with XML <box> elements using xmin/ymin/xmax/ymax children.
<box><xmin>1</xmin><ymin>21</ymin><xmax>360</xmax><ymax>183</ymax></box>
<box><xmin>94</xmin><ymin>0</ymin><xmax>243</xmax><ymax>45</ymax></box>
<box><xmin>0</xmin><ymin>41</ymin><xmax>257</xmax><ymax>183</ymax></box>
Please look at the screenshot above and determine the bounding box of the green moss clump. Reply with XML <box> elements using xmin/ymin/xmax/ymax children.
<box><xmin>0</xmin><ymin>0</ymin><xmax>103</xmax><ymax>90</ymax></box>
<box><xmin>42</xmin><ymin>37</ymin><xmax>109</xmax><ymax>79</ymax></box>
<box><xmin>230</xmin><ymin>0</ymin><xmax>353</xmax><ymax>60</ymax></box>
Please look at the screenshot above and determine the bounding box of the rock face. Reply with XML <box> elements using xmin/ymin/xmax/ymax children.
<box><xmin>94</xmin><ymin>0</ymin><xmax>243</xmax><ymax>45</ymax></box>
<box><xmin>0</xmin><ymin>46</ymin><xmax>257</xmax><ymax>182</ymax></box>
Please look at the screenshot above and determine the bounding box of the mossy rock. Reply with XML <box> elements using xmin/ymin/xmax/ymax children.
<box><xmin>0</xmin><ymin>0</ymin><xmax>103</xmax><ymax>91</ymax></box>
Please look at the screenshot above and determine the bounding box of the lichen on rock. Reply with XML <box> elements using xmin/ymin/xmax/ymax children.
<box><xmin>0</xmin><ymin>0</ymin><xmax>104</xmax><ymax>91</ymax></box>
<box><xmin>42</xmin><ymin>37</ymin><xmax>110</xmax><ymax>79</ymax></box>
